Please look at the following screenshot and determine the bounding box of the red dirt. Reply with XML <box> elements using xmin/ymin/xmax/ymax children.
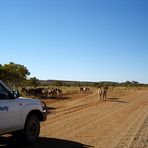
<box><xmin>1</xmin><ymin>88</ymin><xmax>148</xmax><ymax>148</ymax></box>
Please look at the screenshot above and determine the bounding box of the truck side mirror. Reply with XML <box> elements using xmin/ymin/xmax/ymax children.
<box><xmin>13</xmin><ymin>90</ymin><xmax>20</xmax><ymax>98</ymax></box>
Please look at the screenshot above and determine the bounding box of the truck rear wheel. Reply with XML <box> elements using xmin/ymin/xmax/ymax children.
<box><xmin>24</xmin><ymin>115</ymin><xmax>40</xmax><ymax>143</ymax></box>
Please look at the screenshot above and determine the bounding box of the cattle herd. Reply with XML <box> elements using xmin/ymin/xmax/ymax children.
<box><xmin>21</xmin><ymin>86</ymin><xmax>92</xmax><ymax>98</ymax></box>
<box><xmin>21</xmin><ymin>87</ymin><xmax>62</xmax><ymax>98</ymax></box>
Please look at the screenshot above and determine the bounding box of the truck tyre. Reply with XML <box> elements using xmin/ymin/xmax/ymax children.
<box><xmin>24</xmin><ymin>115</ymin><xmax>40</xmax><ymax>143</ymax></box>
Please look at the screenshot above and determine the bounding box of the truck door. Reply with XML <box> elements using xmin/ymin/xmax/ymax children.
<box><xmin>0</xmin><ymin>83</ymin><xmax>20</xmax><ymax>133</ymax></box>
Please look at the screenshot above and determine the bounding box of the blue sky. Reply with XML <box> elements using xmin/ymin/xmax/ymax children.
<box><xmin>0</xmin><ymin>0</ymin><xmax>148</xmax><ymax>83</ymax></box>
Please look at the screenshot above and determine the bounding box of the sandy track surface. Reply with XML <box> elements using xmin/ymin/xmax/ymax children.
<box><xmin>1</xmin><ymin>90</ymin><xmax>148</xmax><ymax>148</ymax></box>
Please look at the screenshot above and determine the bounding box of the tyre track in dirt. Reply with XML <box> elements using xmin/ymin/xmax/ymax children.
<box><xmin>40</xmin><ymin>91</ymin><xmax>148</xmax><ymax>148</ymax></box>
<box><xmin>114</xmin><ymin>105</ymin><xmax>148</xmax><ymax>148</ymax></box>
<box><xmin>67</xmin><ymin>96</ymin><xmax>148</xmax><ymax>147</ymax></box>
<box><xmin>129</xmin><ymin>114</ymin><xmax>148</xmax><ymax>148</ymax></box>
<box><xmin>41</xmin><ymin>92</ymin><xmax>127</xmax><ymax>133</ymax></box>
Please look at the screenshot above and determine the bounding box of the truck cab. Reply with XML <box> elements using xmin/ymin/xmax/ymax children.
<box><xmin>0</xmin><ymin>80</ymin><xmax>48</xmax><ymax>143</ymax></box>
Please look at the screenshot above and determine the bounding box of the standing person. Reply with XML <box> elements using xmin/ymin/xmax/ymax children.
<box><xmin>103</xmin><ymin>85</ymin><xmax>109</xmax><ymax>101</ymax></box>
<box><xmin>98</xmin><ymin>86</ymin><xmax>103</xmax><ymax>101</ymax></box>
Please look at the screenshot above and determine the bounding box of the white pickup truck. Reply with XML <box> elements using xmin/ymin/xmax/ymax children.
<box><xmin>0</xmin><ymin>80</ymin><xmax>48</xmax><ymax>143</ymax></box>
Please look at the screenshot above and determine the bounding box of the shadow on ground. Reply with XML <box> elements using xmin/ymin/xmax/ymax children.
<box><xmin>108</xmin><ymin>98</ymin><xmax>128</xmax><ymax>103</ymax></box>
<box><xmin>0</xmin><ymin>136</ymin><xmax>93</xmax><ymax>148</ymax></box>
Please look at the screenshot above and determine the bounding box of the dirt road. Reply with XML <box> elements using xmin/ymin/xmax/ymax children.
<box><xmin>1</xmin><ymin>89</ymin><xmax>148</xmax><ymax>148</ymax></box>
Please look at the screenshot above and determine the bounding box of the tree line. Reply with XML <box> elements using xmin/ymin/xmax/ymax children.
<box><xmin>0</xmin><ymin>62</ymin><xmax>147</xmax><ymax>89</ymax></box>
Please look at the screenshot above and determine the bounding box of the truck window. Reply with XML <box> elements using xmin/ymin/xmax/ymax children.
<box><xmin>0</xmin><ymin>83</ymin><xmax>14</xmax><ymax>100</ymax></box>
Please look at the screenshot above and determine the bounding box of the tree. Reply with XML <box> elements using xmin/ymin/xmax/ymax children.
<box><xmin>131</xmin><ymin>81</ymin><xmax>139</xmax><ymax>85</ymax></box>
<box><xmin>0</xmin><ymin>64</ymin><xmax>5</xmax><ymax>80</ymax></box>
<box><xmin>28</xmin><ymin>77</ymin><xmax>40</xmax><ymax>87</ymax></box>
<box><xmin>0</xmin><ymin>62</ymin><xmax>30</xmax><ymax>88</ymax></box>
<box><xmin>124</xmin><ymin>81</ymin><xmax>132</xmax><ymax>86</ymax></box>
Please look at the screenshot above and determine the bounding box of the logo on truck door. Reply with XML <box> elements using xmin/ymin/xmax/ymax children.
<box><xmin>0</xmin><ymin>106</ymin><xmax>9</xmax><ymax>111</ymax></box>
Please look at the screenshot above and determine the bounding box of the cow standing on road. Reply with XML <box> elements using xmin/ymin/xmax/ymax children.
<box><xmin>98</xmin><ymin>86</ymin><xmax>104</xmax><ymax>101</ymax></box>
<box><xmin>98</xmin><ymin>86</ymin><xmax>109</xmax><ymax>101</ymax></box>
<box><xmin>102</xmin><ymin>86</ymin><xmax>109</xmax><ymax>101</ymax></box>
